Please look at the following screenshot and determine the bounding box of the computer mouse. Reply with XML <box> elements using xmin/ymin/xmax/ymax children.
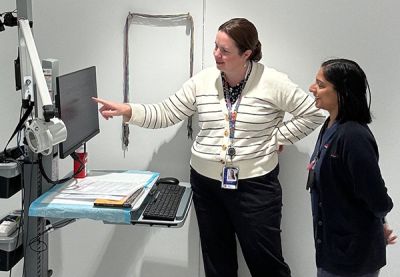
<box><xmin>157</xmin><ymin>177</ymin><xmax>179</xmax><ymax>185</ymax></box>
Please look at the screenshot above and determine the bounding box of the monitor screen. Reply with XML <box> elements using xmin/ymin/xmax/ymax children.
<box><xmin>55</xmin><ymin>66</ymin><xmax>100</xmax><ymax>159</ymax></box>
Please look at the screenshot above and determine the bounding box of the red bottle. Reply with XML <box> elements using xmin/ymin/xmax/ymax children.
<box><xmin>73</xmin><ymin>146</ymin><xmax>87</xmax><ymax>178</ymax></box>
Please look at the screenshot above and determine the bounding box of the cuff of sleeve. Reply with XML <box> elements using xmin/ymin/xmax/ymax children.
<box><xmin>126</xmin><ymin>103</ymin><xmax>145</xmax><ymax>125</ymax></box>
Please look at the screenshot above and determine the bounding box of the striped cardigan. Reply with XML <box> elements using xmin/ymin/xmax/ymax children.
<box><xmin>127</xmin><ymin>62</ymin><xmax>325</xmax><ymax>180</ymax></box>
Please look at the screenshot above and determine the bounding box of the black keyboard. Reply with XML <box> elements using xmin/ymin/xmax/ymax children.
<box><xmin>143</xmin><ymin>183</ymin><xmax>185</xmax><ymax>221</ymax></box>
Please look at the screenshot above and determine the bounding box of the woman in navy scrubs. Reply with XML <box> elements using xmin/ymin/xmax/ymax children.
<box><xmin>307</xmin><ymin>58</ymin><xmax>396</xmax><ymax>277</ymax></box>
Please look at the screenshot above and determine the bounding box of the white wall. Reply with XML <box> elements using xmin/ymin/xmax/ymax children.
<box><xmin>1</xmin><ymin>1</ymin><xmax>399</xmax><ymax>276</ymax></box>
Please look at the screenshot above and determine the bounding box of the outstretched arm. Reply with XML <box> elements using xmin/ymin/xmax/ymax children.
<box><xmin>92</xmin><ymin>97</ymin><xmax>132</xmax><ymax>121</ymax></box>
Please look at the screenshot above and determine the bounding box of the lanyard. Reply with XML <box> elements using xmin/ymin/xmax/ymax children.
<box><xmin>310</xmin><ymin>120</ymin><xmax>338</xmax><ymax>169</ymax></box>
<box><xmin>223</xmin><ymin>62</ymin><xmax>252</xmax><ymax>141</ymax></box>
<box><xmin>226</xmin><ymin>96</ymin><xmax>242</xmax><ymax>140</ymax></box>
<box><xmin>306</xmin><ymin>120</ymin><xmax>337</xmax><ymax>191</ymax></box>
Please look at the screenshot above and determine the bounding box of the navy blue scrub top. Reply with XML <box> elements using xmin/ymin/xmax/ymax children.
<box><xmin>310</xmin><ymin>121</ymin><xmax>338</xmax><ymax>219</ymax></box>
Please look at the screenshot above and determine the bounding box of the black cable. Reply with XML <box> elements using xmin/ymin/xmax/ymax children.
<box><xmin>28</xmin><ymin>218</ymin><xmax>75</xmax><ymax>253</ymax></box>
<box><xmin>51</xmin><ymin>218</ymin><xmax>76</xmax><ymax>230</ymax></box>
<box><xmin>16</xmin><ymin>106</ymin><xmax>25</xmax><ymax>156</ymax></box>
<box><xmin>0</xmin><ymin>9</ymin><xmax>17</xmax><ymax>17</ymax></box>
<box><xmin>2</xmin><ymin>101</ymin><xmax>33</xmax><ymax>157</ymax></box>
<box><xmin>38</xmin><ymin>152</ymin><xmax>85</xmax><ymax>185</ymax></box>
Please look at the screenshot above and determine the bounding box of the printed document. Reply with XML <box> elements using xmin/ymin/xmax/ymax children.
<box><xmin>53</xmin><ymin>172</ymin><xmax>157</xmax><ymax>203</ymax></box>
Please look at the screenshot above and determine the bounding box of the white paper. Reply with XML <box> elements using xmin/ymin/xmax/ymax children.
<box><xmin>50</xmin><ymin>172</ymin><xmax>156</xmax><ymax>203</ymax></box>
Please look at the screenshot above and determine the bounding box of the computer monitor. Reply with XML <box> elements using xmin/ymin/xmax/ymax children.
<box><xmin>55</xmin><ymin>66</ymin><xmax>100</xmax><ymax>159</ymax></box>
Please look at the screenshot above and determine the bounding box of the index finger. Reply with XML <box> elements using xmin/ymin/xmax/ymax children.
<box><xmin>92</xmin><ymin>97</ymin><xmax>109</xmax><ymax>105</ymax></box>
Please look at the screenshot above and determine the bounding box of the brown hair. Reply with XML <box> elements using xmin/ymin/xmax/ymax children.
<box><xmin>218</xmin><ymin>18</ymin><xmax>262</xmax><ymax>62</ymax></box>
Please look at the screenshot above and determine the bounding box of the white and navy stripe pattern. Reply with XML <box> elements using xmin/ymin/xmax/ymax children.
<box><xmin>128</xmin><ymin>62</ymin><xmax>326</xmax><ymax>180</ymax></box>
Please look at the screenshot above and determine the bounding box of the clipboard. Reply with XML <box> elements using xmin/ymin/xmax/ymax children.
<box><xmin>93</xmin><ymin>186</ymin><xmax>145</xmax><ymax>208</ymax></box>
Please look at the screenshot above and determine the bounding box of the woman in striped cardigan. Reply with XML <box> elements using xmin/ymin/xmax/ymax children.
<box><xmin>94</xmin><ymin>18</ymin><xmax>325</xmax><ymax>277</ymax></box>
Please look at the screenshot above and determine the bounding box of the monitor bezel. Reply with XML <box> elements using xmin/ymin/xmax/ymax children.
<box><xmin>55</xmin><ymin>66</ymin><xmax>100</xmax><ymax>159</ymax></box>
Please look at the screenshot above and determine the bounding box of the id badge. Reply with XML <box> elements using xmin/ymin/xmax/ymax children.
<box><xmin>306</xmin><ymin>159</ymin><xmax>316</xmax><ymax>191</ymax></box>
<box><xmin>222</xmin><ymin>166</ymin><xmax>239</xmax><ymax>189</ymax></box>
<box><xmin>306</xmin><ymin>169</ymin><xmax>315</xmax><ymax>191</ymax></box>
